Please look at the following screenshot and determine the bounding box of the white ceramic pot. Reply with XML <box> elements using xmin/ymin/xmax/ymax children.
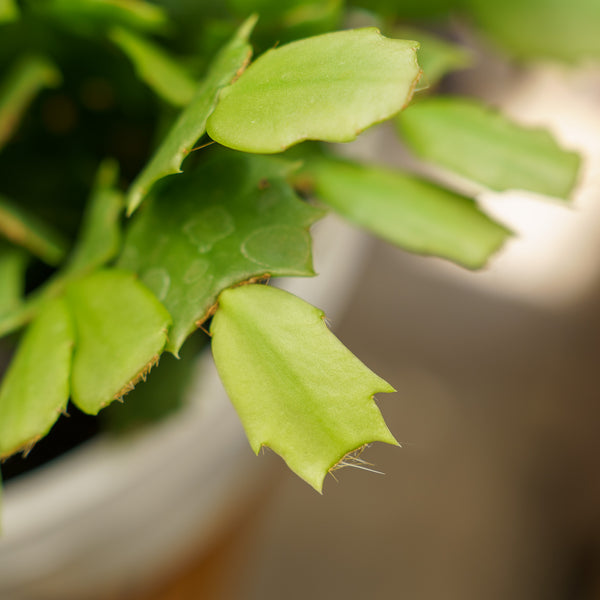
<box><xmin>0</xmin><ymin>214</ymin><xmax>370</xmax><ymax>600</ymax></box>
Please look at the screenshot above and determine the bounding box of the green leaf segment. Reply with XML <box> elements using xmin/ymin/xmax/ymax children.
<box><xmin>63</xmin><ymin>159</ymin><xmax>123</xmax><ymax>278</ymax></box>
<box><xmin>0</xmin><ymin>55</ymin><xmax>61</xmax><ymax>151</ymax></box>
<box><xmin>65</xmin><ymin>270</ymin><xmax>171</xmax><ymax>414</ymax></box>
<box><xmin>109</xmin><ymin>27</ymin><xmax>196</xmax><ymax>107</ymax></box>
<box><xmin>120</xmin><ymin>149</ymin><xmax>324</xmax><ymax>354</ymax></box>
<box><xmin>33</xmin><ymin>0</ymin><xmax>168</xmax><ymax>34</ymax></box>
<box><xmin>0</xmin><ymin>194</ymin><xmax>68</xmax><ymax>266</ymax></box>
<box><xmin>211</xmin><ymin>284</ymin><xmax>397</xmax><ymax>492</ymax></box>
<box><xmin>396</xmin><ymin>97</ymin><xmax>582</xmax><ymax>199</ymax></box>
<box><xmin>302</xmin><ymin>156</ymin><xmax>511</xmax><ymax>269</ymax></box>
<box><xmin>0</xmin><ymin>164</ymin><xmax>166</xmax><ymax>457</ymax></box>
<box><xmin>207</xmin><ymin>27</ymin><xmax>421</xmax><ymax>153</ymax></box>
<box><xmin>0</xmin><ymin>242</ymin><xmax>27</xmax><ymax>317</ymax></box>
<box><xmin>126</xmin><ymin>16</ymin><xmax>257</xmax><ymax>214</ymax></box>
<box><xmin>0</xmin><ymin>13</ymin><xmax>583</xmax><ymax>500</ymax></box>
<box><xmin>0</xmin><ymin>270</ymin><xmax>171</xmax><ymax>456</ymax></box>
<box><xmin>0</xmin><ymin>298</ymin><xmax>74</xmax><ymax>457</ymax></box>
<box><xmin>0</xmin><ymin>160</ymin><xmax>124</xmax><ymax>338</ymax></box>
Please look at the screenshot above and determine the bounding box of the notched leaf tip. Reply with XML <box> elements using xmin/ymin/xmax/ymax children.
<box><xmin>1</xmin><ymin>434</ymin><xmax>42</xmax><ymax>461</ymax></box>
<box><xmin>201</xmin><ymin>274</ymin><xmax>272</xmax><ymax>331</ymax></box>
<box><xmin>112</xmin><ymin>353</ymin><xmax>160</xmax><ymax>401</ymax></box>
<box><xmin>328</xmin><ymin>444</ymin><xmax>385</xmax><ymax>481</ymax></box>
<box><xmin>403</xmin><ymin>68</ymin><xmax>423</xmax><ymax>110</ymax></box>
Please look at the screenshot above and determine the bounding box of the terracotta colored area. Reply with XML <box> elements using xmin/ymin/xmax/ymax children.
<box><xmin>124</xmin><ymin>528</ymin><xmax>241</xmax><ymax>600</ymax></box>
<box><xmin>112</xmin><ymin>484</ymin><xmax>274</xmax><ymax>600</ymax></box>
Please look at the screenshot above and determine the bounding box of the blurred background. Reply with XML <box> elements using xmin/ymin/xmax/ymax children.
<box><xmin>132</xmin><ymin>61</ymin><xmax>600</xmax><ymax>595</ymax></box>
<box><xmin>134</xmin><ymin>207</ymin><xmax>600</xmax><ymax>599</ymax></box>
<box><xmin>223</xmin><ymin>60</ymin><xmax>600</xmax><ymax>600</ymax></box>
<box><xmin>138</xmin><ymin>60</ymin><xmax>600</xmax><ymax>600</ymax></box>
<box><xmin>2</xmin><ymin>2</ymin><xmax>600</xmax><ymax>599</ymax></box>
<box><xmin>233</xmin><ymin>235</ymin><xmax>600</xmax><ymax>600</ymax></box>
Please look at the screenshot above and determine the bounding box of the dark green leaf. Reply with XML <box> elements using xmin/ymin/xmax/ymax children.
<box><xmin>227</xmin><ymin>0</ymin><xmax>343</xmax><ymax>43</ymax></box>
<box><xmin>119</xmin><ymin>150</ymin><xmax>324</xmax><ymax>354</ymax></box>
<box><xmin>396</xmin><ymin>97</ymin><xmax>582</xmax><ymax>199</ymax></box>
<box><xmin>0</xmin><ymin>55</ymin><xmax>61</xmax><ymax>151</ymax></box>
<box><xmin>228</xmin><ymin>0</ymin><xmax>333</xmax><ymax>22</ymax></box>
<box><xmin>0</xmin><ymin>161</ymin><xmax>123</xmax><ymax>338</ymax></box>
<box><xmin>109</xmin><ymin>27</ymin><xmax>196</xmax><ymax>107</ymax></box>
<box><xmin>126</xmin><ymin>16</ymin><xmax>257</xmax><ymax>214</ymax></box>
<box><xmin>0</xmin><ymin>294</ymin><xmax>43</xmax><ymax>339</ymax></box>
<box><xmin>206</xmin><ymin>28</ymin><xmax>421</xmax><ymax>153</ymax></box>
<box><xmin>64</xmin><ymin>159</ymin><xmax>123</xmax><ymax>278</ymax></box>
<box><xmin>0</xmin><ymin>193</ymin><xmax>68</xmax><ymax>265</ymax></box>
<box><xmin>0</xmin><ymin>242</ymin><xmax>27</xmax><ymax>318</ymax></box>
<box><xmin>211</xmin><ymin>284</ymin><xmax>397</xmax><ymax>492</ymax></box>
<box><xmin>0</xmin><ymin>298</ymin><xmax>74</xmax><ymax>457</ymax></box>
<box><xmin>34</xmin><ymin>0</ymin><xmax>168</xmax><ymax>34</ymax></box>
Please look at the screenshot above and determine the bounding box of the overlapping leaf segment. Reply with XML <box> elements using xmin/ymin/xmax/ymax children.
<box><xmin>0</xmin><ymin>7</ymin><xmax>581</xmax><ymax>494</ymax></box>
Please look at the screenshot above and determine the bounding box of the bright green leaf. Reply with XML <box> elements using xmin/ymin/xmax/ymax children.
<box><xmin>65</xmin><ymin>159</ymin><xmax>123</xmax><ymax>278</ymax></box>
<box><xmin>0</xmin><ymin>194</ymin><xmax>68</xmax><ymax>265</ymax></box>
<box><xmin>65</xmin><ymin>270</ymin><xmax>172</xmax><ymax>414</ymax></box>
<box><xmin>0</xmin><ymin>0</ymin><xmax>19</xmax><ymax>23</ymax></box>
<box><xmin>119</xmin><ymin>150</ymin><xmax>324</xmax><ymax>355</ymax></box>
<box><xmin>211</xmin><ymin>284</ymin><xmax>397</xmax><ymax>492</ymax></box>
<box><xmin>126</xmin><ymin>16</ymin><xmax>256</xmax><ymax>215</ymax></box>
<box><xmin>0</xmin><ymin>297</ymin><xmax>74</xmax><ymax>457</ymax></box>
<box><xmin>396</xmin><ymin>97</ymin><xmax>582</xmax><ymax>200</ymax></box>
<box><xmin>0</xmin><ymin>242</ymin><xmax>27</xmax><ymax>317</ymax></box>
<box><xmin>109</xmin><ymin>27</ymin><xmax>196</xmax><ymax>107</ymax></box>
<box><xmin>206</xmin><ymin>27</ymin><xmax>421</xmax><ymax>153</ymax></box>
<box><xmin>464</xmin><ymin>0</ymin><xmax>600</xmax><ymax>61</ymax></box>
<box><xmin>0</xmin><ymin>55</ymin><xmax>61</xmax><ymax>151</ymax></box>
<box><xmin>304</xmin><ymin>156</ymin><xmax>511</xmax><ymax>269</ymax></box>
